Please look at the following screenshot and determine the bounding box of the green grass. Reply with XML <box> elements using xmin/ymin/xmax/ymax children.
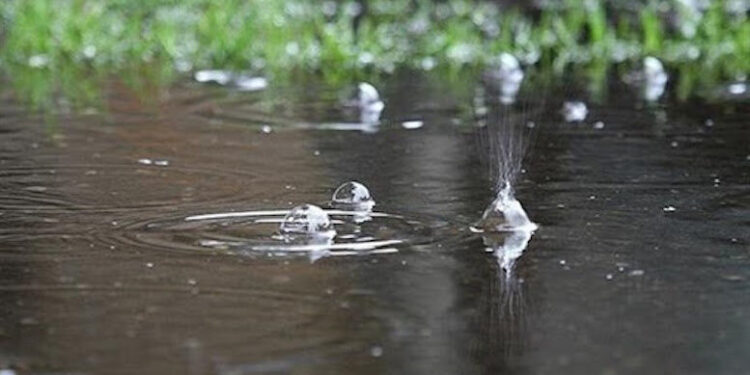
<box><xmin>1</xmin><ymin>0</ymin><xmax>748</xmax><ymax>109</ymax></box>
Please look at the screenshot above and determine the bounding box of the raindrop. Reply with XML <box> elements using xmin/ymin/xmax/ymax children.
<box><xmin>562</xmin><ymin>101</ymin><xmax>588</xmax><ymax>122</ymax></box>
<box><xmin>331</xmin><ymin>181</ymin><xmax>375</xmax><ymax>212</ymax></box>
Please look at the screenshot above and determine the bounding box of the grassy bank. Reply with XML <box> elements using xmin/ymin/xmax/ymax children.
<box><xmin>1</xmin><ymin>0</ymin><xmax>748</xmax><ymax>108</ymax></box>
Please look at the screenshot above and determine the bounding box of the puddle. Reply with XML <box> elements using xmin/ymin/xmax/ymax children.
<box><xmin>0</xmin><ymin>73</ymin><xmax>748</xmax><ymax>374</ymax></box>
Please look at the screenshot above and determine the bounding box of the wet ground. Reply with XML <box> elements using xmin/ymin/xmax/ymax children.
<box><xmin>0</xmin><ymin>72</ymin><xmax>749</xmax><ymax>374</ymax></box>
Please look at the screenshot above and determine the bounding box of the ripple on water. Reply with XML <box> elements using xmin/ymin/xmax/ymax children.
<box><xmin>99</xmin><ymin>208</ymin><xmax>461</xmax><ymax>261</ymax></box>
<box><xmin>0</xmin><ymin>164</ymin><xmax>261</xmax><ymax>214</ymax></box>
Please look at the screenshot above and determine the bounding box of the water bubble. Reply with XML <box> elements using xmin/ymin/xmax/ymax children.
<box><xmin>356</xmin><ymin>82</ymin><xmax>385</xmax><ymax>124</ymax></box>
<box><xmin>194</xmin><ymin>70</ymin><xmax>232</xmax><ymax>85</ymax></box>
<box><xmin>562</xmin><ymin>101</ymin><xmax>588</xmax><ymax>122</ymax></box>
<box><xmin>279</xmin><ymin>204</ymin><xmax>336</xmax><ymax>237</ymax></box>
<box><xmin>331</xmin><ymin>181</ymin><xmax>375</xmax><ymax>212</ymax></box>
<box><xmin>235</xmin><ymin>76</ymin><xmax>268</xmax><ymax>91</ymax></box>
<box><xmin>358</xmin><ymin>82</ymin><xmax>383</xmax><ymax>108</ymax></box>
<box><xmin>642</xmin><ymin>57</ymin><xmax>668</xmax><ymax>101</ymax></box>
<box><xmin>401</xmin><ymin>120</ymin><xmax>423</xmax><ymax>129</ymax></box>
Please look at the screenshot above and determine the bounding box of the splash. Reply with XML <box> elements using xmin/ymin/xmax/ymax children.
<box><xmin>473</xmin><ymin>85</ymin><xmax>538</xmax><ymax>274</ymax></box>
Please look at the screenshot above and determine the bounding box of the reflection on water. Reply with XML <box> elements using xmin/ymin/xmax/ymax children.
<box><xmin>0</xmin><ymin>72</ymin><xmax>749</xmax><ymax>374</ymax></box>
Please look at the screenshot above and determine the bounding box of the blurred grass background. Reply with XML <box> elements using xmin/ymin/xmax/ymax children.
<box><xmin>0</xmin><ymin>0</ymin><xmax>748</xmax><ymax>109</ymax></box>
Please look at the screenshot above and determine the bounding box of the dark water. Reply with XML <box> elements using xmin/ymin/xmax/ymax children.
<box><xmin>0</xmin><ymin>72</ymin><xmax>749</xmax><ymax>375</ymax></box>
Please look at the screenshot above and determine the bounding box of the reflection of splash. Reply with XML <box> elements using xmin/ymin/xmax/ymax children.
<box><xmin>482</xmin><ymin>229</ymin><xmax>534</xmax><ymax>277</ymax></box>
<box><xmin>475</xmin><ymin>246</ymin><xmax>531</xmax><ymax>367</ymax></box>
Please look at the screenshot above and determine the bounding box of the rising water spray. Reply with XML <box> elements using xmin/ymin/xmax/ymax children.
<box><xmin>473</xmin><ymin>53</ymin><xmax>538</xmax><ymax>275</ymax></box>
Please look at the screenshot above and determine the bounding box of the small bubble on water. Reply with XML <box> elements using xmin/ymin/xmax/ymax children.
<box><xmin>261</xmin><ymin>125</ymin><xmax>272</xmax><ymax>134</ymax></box>
<box><xmin>559</xmin><ymin>260</ymin><xmax>566</xmax><ymax>265</ymax></box>
<box><xmin>605</xmin><ymin>273</ymin><xmax>613</xmax><ymax>280</ymax></box>
<box><xmin>235</xmin><ymin>76</ymin><xmax>268</xmax><ymax>91</ymax></box>
<box><xmin>728</xmin><ymin>82</ymin><xmax>747</xmax><ymax>95</ymax></box>
<box><xmin>402</xmin><ymin>120</ymin><xmax>423</xmax><ymax>129</ymax></box>
<box><xmin>663</xmin><ymin>205</ymin><xmax>676</xmax><ymax>212</ymax></box>
<box><xmin>370</xmin><ymin>346</ymin><xmax>384</xmax><ymax>357</ymax></box>
<box><xmin>562</xmin><ymin>101</ymin><xmax>588</xmax><ymax>122</ymax></box>
<box><xmin>629</xmin><ymin>269</ymin><xmax>645</xmax><ymax>276</ymax></box>
<box><xmin>146</xmin><ymin>262</ymin><xmax>154</xmax><ymax>268</ymax></box>
<box><xmin>670</xmin><ymin>141</ymin><xmax>679</xmax><ymax>148</ymax></box>
<box><xmin>593</xmin><ymin>121</ymin><xmax>605</xmax><ymax>129</ymax></box>
<box><xmin>194</xmin><ymin>70</ymin><xmax>232</xmax><ymax>85</ymax></box>
<box><xmin>705</xmin><ymin>119</ymin><xmax>714</xmax><ymax>127</ymax></box>
<box><xmin>331</xmin><ymin>181</ymin><xmax>375</xmax><ymax>211</ymax></box>
<box><xmin>138</xmin><ymin>158</ymin><xmax>153</xmax><ymax>165</ymax></box>
<box><xmin>154</xmin><ymin>160</ymin><xmax>169</xmax><ymax>167</ymax></box>
<box><xmin>526</xmin><ymin>121</ymin><xmax>535</xmax><ymax>128</ymax></box>
<box><xmin>279</xmin><ymin>204</ymin><xmax>335</xmax><ymax>237</ymax></box>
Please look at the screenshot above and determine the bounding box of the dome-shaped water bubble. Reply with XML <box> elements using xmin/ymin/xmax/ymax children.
<box><xmin>642</xmin><ymin>56</ymin><xmax>668</xmax><ymax>102</ymax></box>
<box><xmin>279</xmin><ymin>204</ymin><xmax>336</xmax><ymax>238</ymax></box>
<box><xmin>562</xmin><ymin>101</ymin><xmax>588</xmax><ymax>122</ymax></box>
<box><xmin>331</xmin><ymin>181</ymin><xmax>376</xmax><ymax>212</ymax></box>
<box><xmin>472</xmin><ymin>194</ymin><xmax>536</xmax><ymax>233</ymax></box>
<box><xmin>357</xmin><ymin>82</ymin><xmax>385</xmax><ymax>116</ymax></box>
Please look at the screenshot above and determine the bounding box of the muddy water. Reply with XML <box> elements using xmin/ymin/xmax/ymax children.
<box><xmin>0</xmin><ymin>74</ymin><xmax>748</xmax><ymax>375</ymax></box>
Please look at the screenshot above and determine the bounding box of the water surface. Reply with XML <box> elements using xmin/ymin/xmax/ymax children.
<box><xmin>0</xmin><ymin>73</ymin><xmax>748</xmax><ymax>374</ymax></box>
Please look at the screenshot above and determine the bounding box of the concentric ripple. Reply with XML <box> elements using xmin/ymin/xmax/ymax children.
<box><xmin>102</xmin><ymin>208</ymin><xmax>461</xmax><ymax>260</ymax></box>
<box><xmin>0</xmin><ymin>163</ymin><xmax>261</xmax><ymax>213</ymax></box>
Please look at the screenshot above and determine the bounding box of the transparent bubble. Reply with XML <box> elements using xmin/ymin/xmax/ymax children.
<box><xmin>279</xmin><ymin>204</ymin><xmax>336</xmax><ymax>237</ymax></box>
<box><xmin>472</xmin><ymin>194</ymin><xmax>536</xmax><ymax>233</ymax></box>
<box><xmin>562</xmin><ymin>101</ymin><xmax>588</xmax><ymax>122</ymax></box>
<box><xmin>358</xmin><ymin>82</ymin><xmax>382</xmax><ymax>106</ymax></box>
<box><xmin>331</xmin><ymin>181</ymin><xmax>375</xmax><ymax>212</ymax></box>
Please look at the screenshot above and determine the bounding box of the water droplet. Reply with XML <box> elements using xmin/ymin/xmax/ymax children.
<box><xmin>261</xmin><ymin>125</ymin><xmax>272</xmax><ymax>134</ymax></box>
<box><xmin>370</xmin><ymin>346</ymin><xmax>383</xmax><ymax>357</ymax></box>
<box><xmin>629</xmin><ymin>269</ymin><xmax>645</xmax><ymax>276</ymax></box>
<box><xmin>727</xmin><ymin>82</ymin><xmax>747</xmax><ymax>95</ymax></box>
<box><xmin>356</xmin><ymin>82</ymin><xmax>385</xmax><ymax>124</ymax></box>
<box><xmin>194</xmin><ymin>70</ymin><xmax>232</xmax><ymax>85</ymax></box>
<box><xmin>562</xmin><ymin>101</ymin><xmax>588</xmax><ymax>122</ymax></box>
<box><xmin>235</xmin><ymin>75</ymin><xmax>268</xmax><ymax>91</ymax></box>
<box><xmin>279</xmin><ymin>204</ymin><xmax>335</xmax><ymax>237</ymax></box>
<box><xmin>663</xmin><ymin>206</ymin><xmax>677</xmax><ymax>212</ymax></box>
<box><xmin>605</xmin><ymin>273</ymin><xmax>613</xmax><ymax>280</ymax></box>
<box><xmin>472</xmin><ymin>192</ymin><xmax>536</xmax><ymax>232</ymax></box>
<box><xmin>593</xmin><ymin>121</ymin><xmax>605</xmax><ymax>129</ymax></box>
<box><xmin>402</xmin><ymin>120</ymin><xmax>423</xmax><ymax>129</ymax></box>
<box><xmin>331</xmin><ymin>181</ymin><xmax>375</xmax><ymax>212</ymax></box>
